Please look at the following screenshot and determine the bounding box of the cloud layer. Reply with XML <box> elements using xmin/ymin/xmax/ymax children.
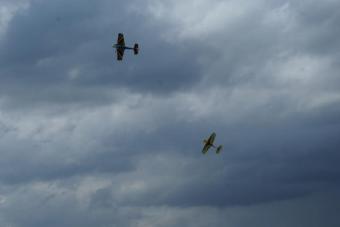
<box><xmin>0</xmin><ymin>0</ymin><xmax>340</xmax><ymax>226</ymax></box>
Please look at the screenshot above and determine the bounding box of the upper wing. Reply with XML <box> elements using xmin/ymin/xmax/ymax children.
<box><xmin>202</xmin><ymin>143</ymin><xmax>212</xmax><ymax>154</ymax></box>
<box><xmin>117</xmin><ymin>33</ymin><xmax>125</xmax><ymax>46</ymax></box>
<box><xmin>117</xmin><ymin>48</ymin><xmax>125</xmax><ymax>61</ymax></box>
<box><xmin>208</xmin><ymin>132</ymin><xmax>216</xmax><ymax>144</ymax></box>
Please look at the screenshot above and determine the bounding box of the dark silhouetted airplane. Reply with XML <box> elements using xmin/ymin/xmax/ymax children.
<box><xmin>112</xmin><ymin>33</ymin><xmax>139</xmax><ymax>61</ymax></box>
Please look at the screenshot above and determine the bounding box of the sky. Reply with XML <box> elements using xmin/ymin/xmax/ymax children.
<box><xmin>0</xmin><ymin>0</ymin><xmax>340</xmax><ymax>226</ymax></box>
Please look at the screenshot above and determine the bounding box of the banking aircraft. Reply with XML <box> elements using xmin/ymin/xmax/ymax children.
<box><xmin>112</xmin><ymin>33</ymin><xmax>139</xmax><ymax>61</ymax></box>
<box><xmin>202</xmin><ymin>132</ymin><xmax>223</xmax><ymax>154</ymax></box>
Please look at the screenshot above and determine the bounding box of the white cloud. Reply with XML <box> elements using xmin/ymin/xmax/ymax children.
<box><xmin>0</xmin><ymin>1</ymin><xmax>30</xmax><ymax>40</ymax></box>
<box><xmin>143</xmin><ymin>0</ymin><xmax>262</xmax><ymax>41</ymax></box>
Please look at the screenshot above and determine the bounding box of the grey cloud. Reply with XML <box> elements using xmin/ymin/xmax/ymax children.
<box><xmin>0</xmin><ymin>0</ymin><xmax>202</xmax><ymax>109</ymax></box>
<box><xmin>0</xmin><ymin>0</ymin><xmax>340</xmax><ymax>226</ymax></box>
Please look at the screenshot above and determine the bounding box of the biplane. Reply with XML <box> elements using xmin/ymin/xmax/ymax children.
<box><xmin>112</xmin><ymin>33</ymin><xmax>139</xmax><ymax>61</ymax></box>
<box><xmin>202</xmin><ymin>132</ymin><xmax>223</xmax><ymax>154</ymax></box>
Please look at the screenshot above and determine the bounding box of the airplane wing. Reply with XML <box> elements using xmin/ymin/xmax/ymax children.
<box><xmin>208</xmin><ymin>132</ymin><xmax>216</xmax><ymax>144</ymax></box>
<box><xmin>202</xmin><ymin>143</ymin><xmax>212</xmax><ymax>154</ymax></box>
<box><xmin>117</xmin><ymin>33</ymin><xmax>125</xmax><ymax>46</ymax></box>
<box><xmin>116</xmin><ymin>48</ymin><xmax>124</xmax><ymax>61</ymax></box>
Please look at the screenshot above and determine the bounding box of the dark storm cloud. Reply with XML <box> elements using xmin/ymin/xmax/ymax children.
<box><xmin>86</xmin><ymin>105</ymin><xmax>340</xmax><ymax>208</ymax></box>
<box><xmin>0</xmin><ymin>0</ymin><xmax>202</xmax><ymax>108</ymax></box>
<box><xmin>0</xmin><ymin>145</ymin><xmax>134</xmax><ymax>184</ymax></box>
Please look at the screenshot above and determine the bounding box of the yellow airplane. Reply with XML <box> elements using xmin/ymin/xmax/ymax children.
<box><xmin>202</xmin><ymin>132</ymin><xmax>223</xmax><ymax>154</ymax></box>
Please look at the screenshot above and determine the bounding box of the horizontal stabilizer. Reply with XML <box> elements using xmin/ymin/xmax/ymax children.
<box><xmin>216</xmin><ymin>145</ymin><xmax>223</xmax><ymax>154</ymax></box>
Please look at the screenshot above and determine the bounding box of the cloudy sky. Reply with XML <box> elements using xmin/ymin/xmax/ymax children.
<box><xmin>0</xmin><ymin>0</ymin><xmax>340</xmax><ymax>226</ymax></box>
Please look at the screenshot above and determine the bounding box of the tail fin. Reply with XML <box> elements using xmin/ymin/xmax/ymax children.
<box><xmin>216</xmin><ymin>145</ymin><xmax>223</xmax><ymax>154</ymax></box>
<box><xmin>133</xmin><ymin>43</ymin><xmax>139</xmax><ymax>55</ymax></box>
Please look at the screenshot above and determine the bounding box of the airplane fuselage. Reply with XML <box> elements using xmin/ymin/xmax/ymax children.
<box><xmin>203</xmin><ymin>139</ymin><xmax>216</xmax><ymax>148</ymax></box>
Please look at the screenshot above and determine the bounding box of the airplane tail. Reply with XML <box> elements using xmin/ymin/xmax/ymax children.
<box><xmin>216</xmin><ymin>145</ymin><xmax>223</xmax><ymax>154</ymax></box>
<box><xmin>133</xmin><ymin>43</ymin><xmax>139</xmax><ymax>55</ymax></box>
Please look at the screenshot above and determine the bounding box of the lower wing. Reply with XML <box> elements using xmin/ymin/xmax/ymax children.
<box><xmin>202</xmin><ymin>144</ymin><xmax>212</xmax><ymax>154</ymax></box>
<box><xmin>117</xmin><ymin>48</ymin><xmax>125</xmax><ymax>61</ymax></box>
